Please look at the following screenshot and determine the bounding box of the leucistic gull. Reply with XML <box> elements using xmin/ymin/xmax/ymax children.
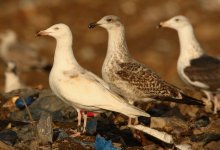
<box><xmin>37</xmin><ymin>23</ymin><xmax>150</xmax><ymax>135</ymax></box>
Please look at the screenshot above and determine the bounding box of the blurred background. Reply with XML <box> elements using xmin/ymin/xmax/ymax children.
<box><xmin>0</xmin><ymin>0</ymin><xmax>220</xmax><ymax>92</ymax></box>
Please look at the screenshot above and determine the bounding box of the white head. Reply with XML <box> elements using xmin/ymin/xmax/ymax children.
<box><xmin>1</xmin><ymin>30</ymin><xmax>17</xmax><ymax>45</ymax></box>
<box><xmin>6</xmin><ymin>61</ymin><xmax>17</xmax><ymax>73</ymax></box>
<box><xmin>159</xmin><ymin>15</ymin><xmax>192</xmax><ymax>31</ymax></box>
<box><xmin>37</xmin><ymin>23</ymin><xmax>72</xmax><ymax>40</ymax></box>
<box><xmin>89</xmin><ymin>15</ymin><xmax>124</xmax><ymax>31</ymax></box>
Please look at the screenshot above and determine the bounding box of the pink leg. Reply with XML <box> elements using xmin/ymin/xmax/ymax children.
<box><xmin>77</xmin><ymin>110</ymin><xmax>82</xmax><ymax>127</ymax></box>
<box><xmin>82</xmin><ymin>112</ymin><xmax>87</xmax><ymax>133</ymax></box>
<box><xmin>69</xmin><ymin>109</ymin><xmax>82</xmax><ymax>137</ymax></box>
<box><xmin>128</xmin><ymin>117</ymin><xmax>138</xmax><ymax>126</ymax></box>
<box><xmin>134</xmin><ymin>117</ymin><xmax>138</xmax><ymax>125</ymax></box>
<box><xmin>128</xmin><ymin>117</ymin><xmax>132</xmax><ymax>126</ymax></box>
<box><xmin>213</xmin><ymin>96</ymin><xmax>219</xmax><ymax>114</ymax></box>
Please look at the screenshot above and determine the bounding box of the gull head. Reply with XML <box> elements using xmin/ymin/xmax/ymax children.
<box><xmin>158</xmin><ymin>15</ymin><xmax>191</xmax><ymax>31</ymax></box>
<box><xmin>1</xmin><ymin>30</ymin><xmax>17</xmax><ymax>45</ymax></box>
<box><xmin>88</xmin><ymin>15</ymin><xmax>123</xmax><ymax>31</ymax></box>
<box><xmin>37</xmin><ymin>23</ymin><xmax>72</xmax><ymax>39</ymax></box>
<box><xmin>6</xmin><ymin>61</ymin><xmax>17</xmax><ymax>73</ymax></box>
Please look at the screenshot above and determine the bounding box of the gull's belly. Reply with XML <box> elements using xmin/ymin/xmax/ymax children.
<box><xmin>49</xmin><ymin>73</ymin><xmax>104</xmax><ymax>112</ymax></box>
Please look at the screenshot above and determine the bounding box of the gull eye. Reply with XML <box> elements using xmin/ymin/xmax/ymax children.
<box><xmin>106</xmin><ymin>18</ymin><xmax>112</xmax><ymax>22</ymax></box>
<box><xmin>175</xmin><ymin>18</ymin><xmax>179</xmax><ymax>22</ymax></box>
<box><xmin>54</xmin><ymin>27</ymin><xmax>59</xmax><ymax>30</ymax></box>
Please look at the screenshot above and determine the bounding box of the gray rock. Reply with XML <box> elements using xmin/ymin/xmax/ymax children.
<box><xmin>0</xmin><ymin>129</ymin><xmax>18</xmax><ymax>146</ymax></box>
<box><xmin>37</xmin><ymin>111</ymin><xmax>53</xmax><ymax>145</ymax></box>
<box><xmin>9</xmin><ymin>89</ymin><xmax>77</xmax><ymax>122</ymax></box>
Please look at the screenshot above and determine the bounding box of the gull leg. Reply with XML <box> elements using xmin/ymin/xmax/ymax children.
<box><xmin>69</xmin><ymin>109</ymin><xmax>82</xmax><ymax>137</ymax></box>
<box><xmin>128</xmin><ymin>117</ymin><xmax>132</xmax><ymax>126</ymax></box>
<box><xmin>134</xmin><ymin>117</ymin><xmax>139</xmax><ymax>125</ymax></box>
<box><xmin>213</xmin><ymin>95</ymin><xmax>219</xmax><ymax>114</ymax></box>
<box><xmin>82</xmin><ymin>112</ymin><xmax>88</xmax><ymax>133</ymax></box>
<box><xmin>203</xmin><ymin>91</ymin><xmax>219</xmax><ymax>114</ymax></box>
<box><xmin>77</xmin><ymin>110</ymin><xmax>82</xmax><ymax>128</ymax></box>
<box><xmin>202</xmin><ymin>90</ymin><xmax>214</xmax><ymax>113</ymax></box>
<box><xmin>203</xmin><ymin>90</ymin><xmax>212</xmax><ymax>101</ymax></box>
<box><xmin>128</xmin><ymin>117</ymin><xmax>138</xmax><ymax>125</ymax></box>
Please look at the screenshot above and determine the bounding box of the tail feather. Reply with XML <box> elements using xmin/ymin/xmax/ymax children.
<box><xmin>181</xmin><ymin>94</ymin><xmax>205</xmax><ymax>106</ymax></box>
<box><xmin>124</xmin><ymin>103</ymin><xmax>151</xmax><ymax>117</ymax></box>
<box><xmin>156</xmin><ymin>94</ymin><xmax>204</xmax><ymax>106</ymax></box>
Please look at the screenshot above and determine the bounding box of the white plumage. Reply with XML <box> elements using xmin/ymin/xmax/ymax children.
<box><xmin>37</xmin><ymin>23</ymin><xmax>150</xmax><ymax>134</ymax></box>
<box><xmin>4</xmin><ymin>61</ymin><xmax>25</xmax><ymax>93</ymax></box>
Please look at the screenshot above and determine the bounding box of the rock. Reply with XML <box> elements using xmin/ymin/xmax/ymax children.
<box><xmin>37</xmin><ymin>111</ymin><xmax>53</xmax><ymax>145</ymax></box>
<box><xmin>13</xmin><ymin>124</ymin><xmax>39</xmax><ymax>149</ymax></box>
<box><xmin>52</xmin><ymin>129</ymin><xmax>68</xmax><ymax>141</ymax></box>
<box><xmin>0</xmin><ymin>141</ymin><xmax>14</xmax><ymax>150</ymax></box>
<box><xmin>15</xmin><ymin>124</ymin><xmax>36</xmax><ymax>142</ymax></box>
<box><xmin>9</xmin><ymin>89</ymin><xmax>77</xmax><ymax>121</ymax></box>
<box><xmin>191</xmin><ymin>115</ymin><xmax>210</xmax><ymax>129</ymax></box>
<box><xmin>0</xmin><ymin>88</ymin><xmax>40</xmax><ymax>108</ymax></box>
<box><xmin>191</xmin><ymin>133</ymin><xmax>220</xmax><ymax>144</ymax></box>
<box><xmin>0</xmin><ymin>129</ymin><xmax>18</xmax><ymax>146</ymax></box>
<box><xmin>205</xmin><ymin>140</ymin><xmax>220</xmax><ymax>150</ymax></box>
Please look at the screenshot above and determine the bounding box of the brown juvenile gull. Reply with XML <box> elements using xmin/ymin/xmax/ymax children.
<box><xmin>89</xmin><ymin>15</ymin><xmax>204</xmax><ymax>107</ymax></box>
<box><xmin>37</xmin><ymin>23</ymin><xmax>150</xmax><ymax>136</ymax></box>
<box><xmin>158</xmin><ymin>15</ymin><xmax>220</xmax><ymax>114</ymax></box>
<box><xmin>0</xmin><ymin>30</ymin><xmax>51</xmax><ymax>71</ymax></box>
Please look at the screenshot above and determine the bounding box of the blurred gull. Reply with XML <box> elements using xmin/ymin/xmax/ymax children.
<box><xmin>4</xmin><ymin>61</ymin><xmax>25</xmax><ymax>93</ymax></box>
<box><xmin>37</xmin><ymin>23</ymin><xmax>150</xmax><ymax>136</ymax></box>
<box><xmin>159</xmin><ymin>15</ymin><xmax>220</xmax><ymax>114</ymax></box>
<box><xmin>89</xmin><ymin>15</ymin><xmax>204</xmax><ymax>108</ymax></box>
<box><xmin>0</xmin><ymin>30</ymin><xmax>51</xmax><ymax>71</ymax></box>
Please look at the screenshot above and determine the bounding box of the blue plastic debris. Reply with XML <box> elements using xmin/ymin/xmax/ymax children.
<box><xmin>15</xmin><ymin>96</ymin><xmax>37</xmax><ymax>109</ymax></box>
<box><xmin>86</xmin><ymin>118</ymin><xmax>97</xmax><ymax>135</ymax></box>
<box><xmin>95</xmin><ymin>135</ymin><xmax>118</xmax><ymax>150</ymax></box>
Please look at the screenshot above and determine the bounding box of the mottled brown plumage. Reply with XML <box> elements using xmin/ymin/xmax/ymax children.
<box><xmin>91</xmin><ymin>15</ymin><xmax>204</xmax><ymax>106</ymax></box>
<box><xmin>184</xmin><ymin>55</ymin><xmax>220</xmax><ymax>91</ymax></box>
<box><xmin>117</xmin><ymin>62</ymin><xmax>180</xmax><ymax>98</ymax></box>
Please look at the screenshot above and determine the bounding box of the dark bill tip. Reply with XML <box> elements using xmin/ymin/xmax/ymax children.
<box><xmin>36</xmin><ymin>31</ymin><xmax>41</xmax><ymax>36</ymax></box>
<box><xmin>156</xmin><ymin>22</ymin><xmax>165</xmax><ymax>29</ymax></box>
<box><xmin>156</xmin><ymin>24</ymin><xmax>162</xmax><ymax>29</ymax></box>
<box><xmin>88</xmin><ymin>22</ymin><xmax>98</xmax><ymax>29</ymax></box>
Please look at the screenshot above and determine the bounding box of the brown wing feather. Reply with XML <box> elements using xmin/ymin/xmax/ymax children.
<box><xmin>116</xmin><ymin>62</ymin><xmax>181</xmax><ymax>99</ymax></box>
<box><xmin>184</xmin><ymin>55</ymin><xmax>220</xmax><ymax>90</ymax></box>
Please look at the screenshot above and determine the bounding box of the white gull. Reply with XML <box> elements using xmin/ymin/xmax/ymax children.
<box><xmin>37</xmin><ymin>23</ymin><xmax>150</xmax><ymax>134</ymax></box>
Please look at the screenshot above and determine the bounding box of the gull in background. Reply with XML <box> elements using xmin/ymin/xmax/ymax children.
<box><xmin>37</xmin><ymin>23</ymin><xmax>150</xmax><ymax>136</ymax></box>
<box><xmin>89</xmin><ymin>15</ymin><xmax>204</xmax><ymax>108</ymax></box>
<box><xmin>0</xmin><ymin>30</ymin><xmax>51</xmax><ymax>71</ymax></box>
<box><xmin>4</xmin><ymin>61</ymin><xmax>25</xmax><ymax>93</ymax></box>
<box><xmin>159</xmin><ymin>15</ymin><xmax>220</xmax><ymax>114</ymax></box>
